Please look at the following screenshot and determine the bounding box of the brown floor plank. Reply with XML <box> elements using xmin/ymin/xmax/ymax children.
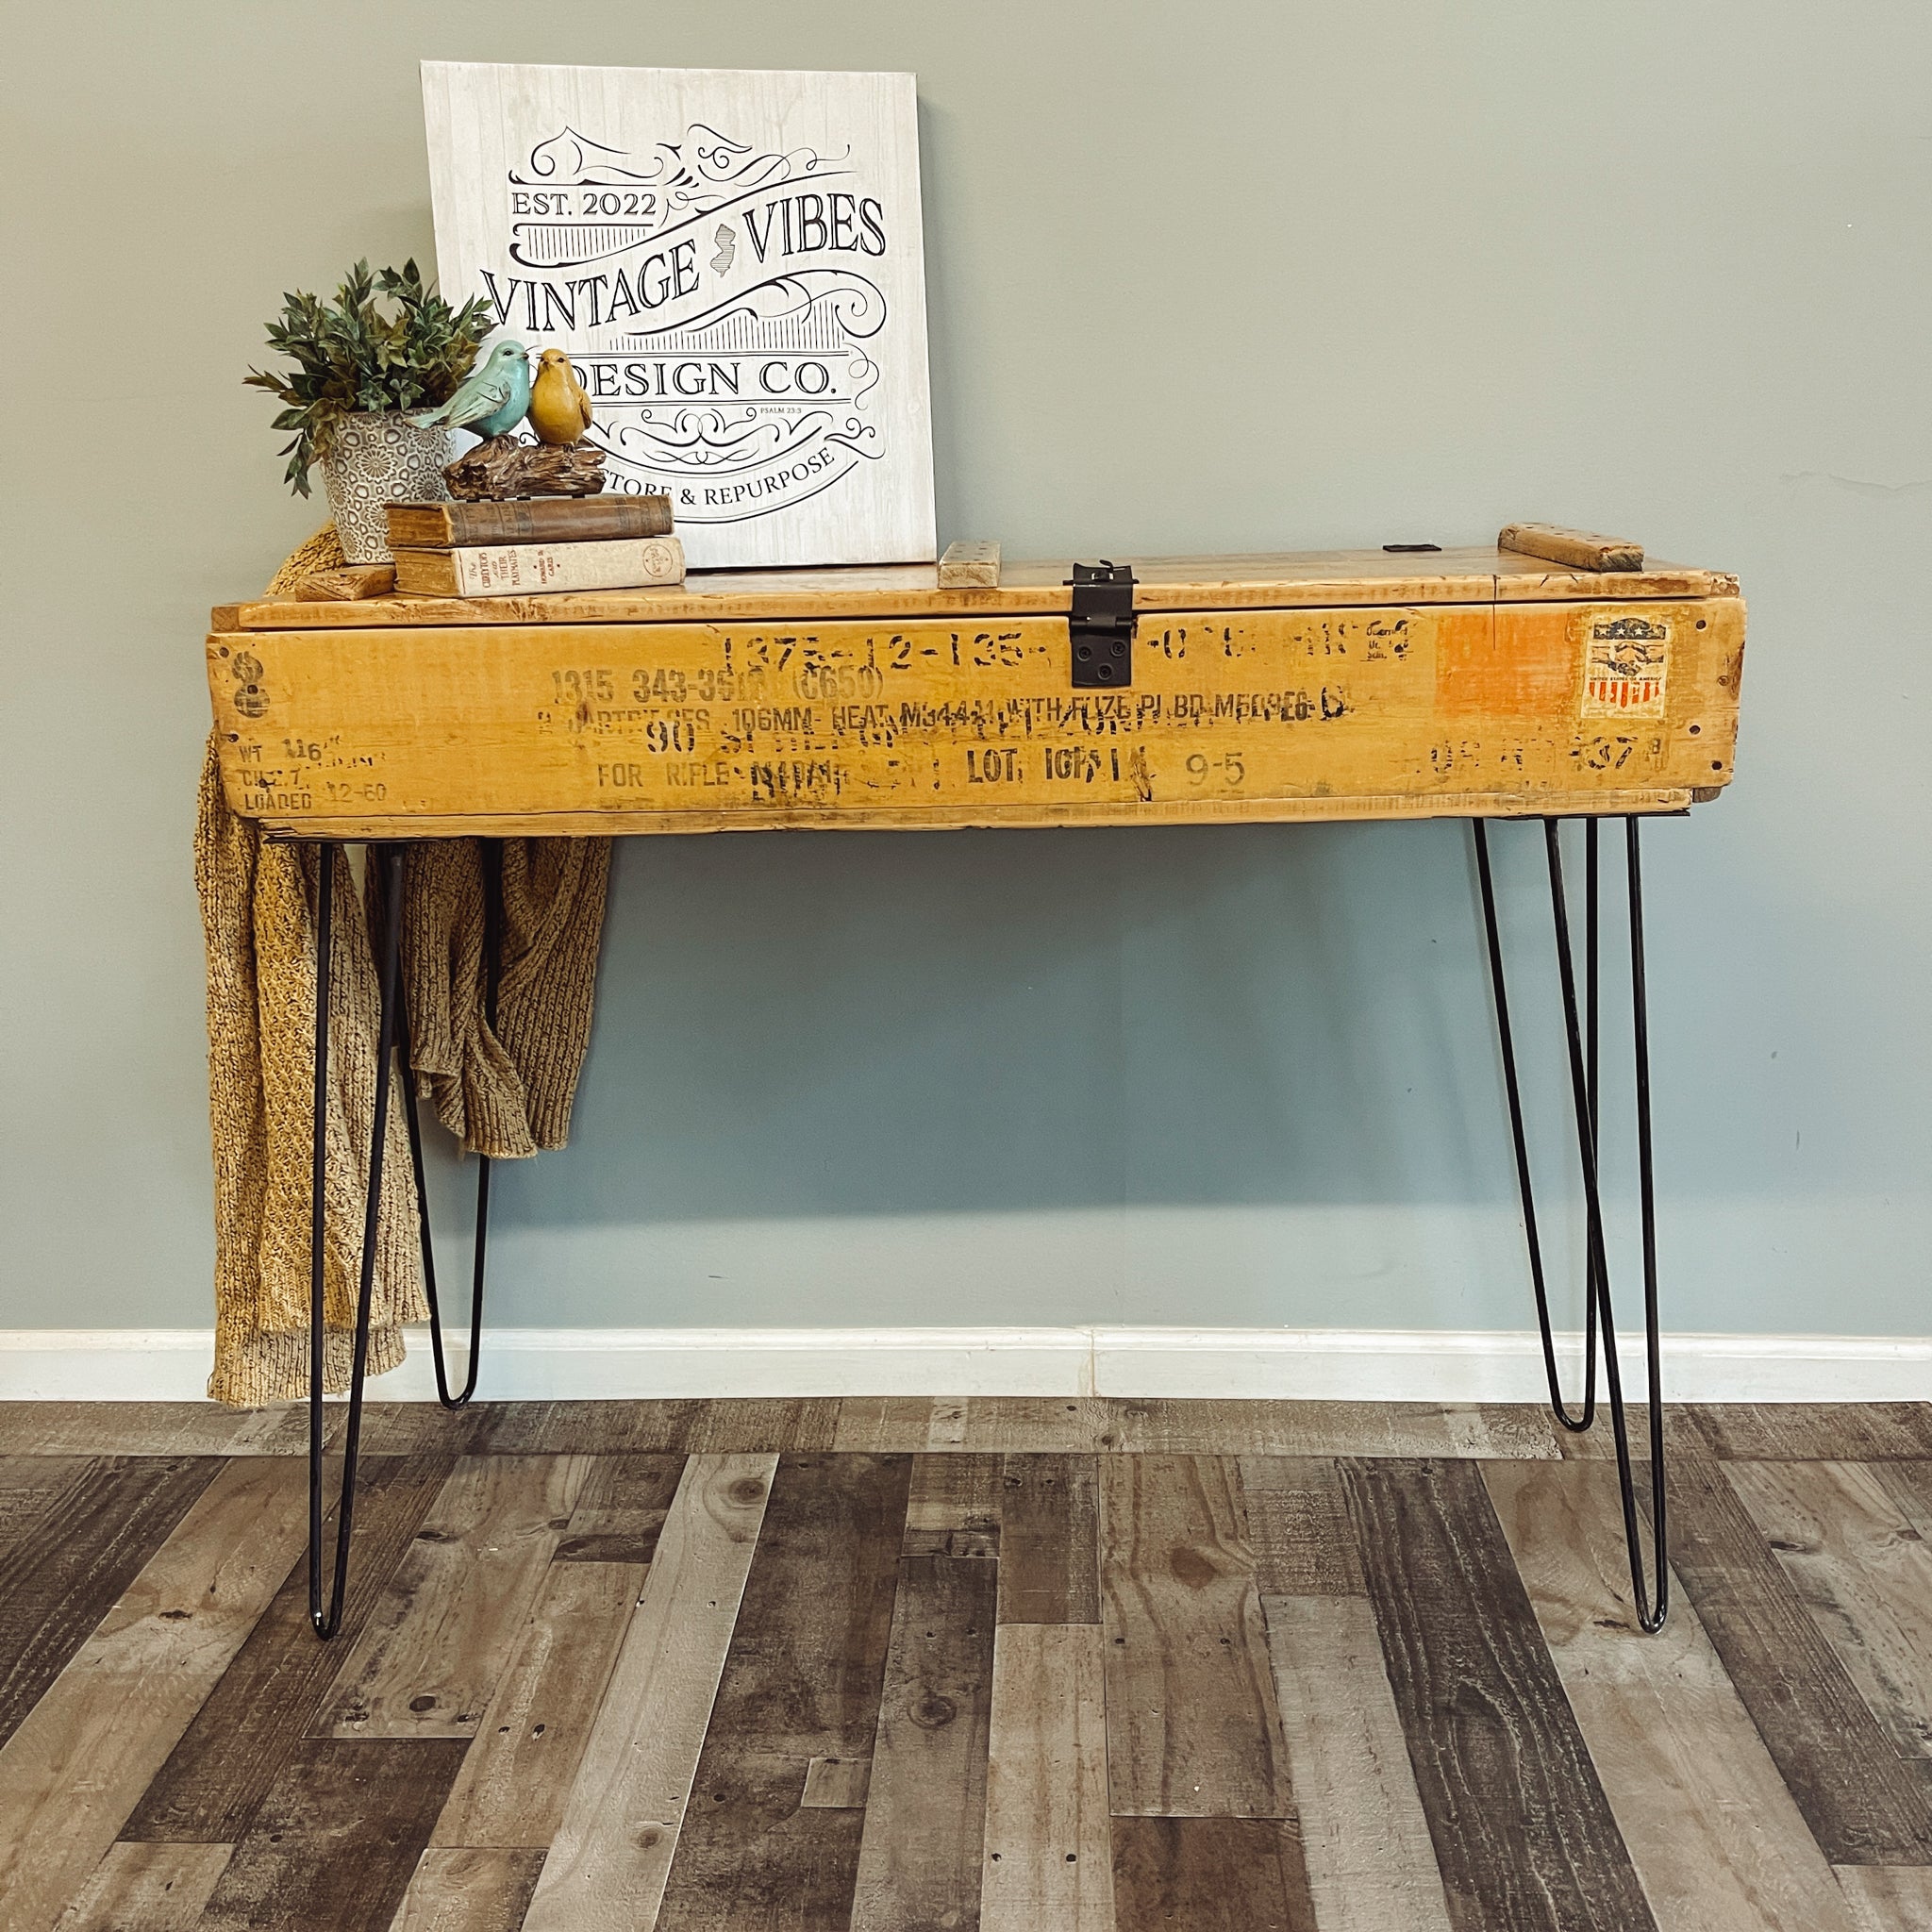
<box><xmin>1105</xmin><ymin>1399</ymin><xmax>1559</xmax><ymax>1458</ymax></box>
<box><xmin>1260</xmin><ymin>1593</ymin><xmax>1454</xmax><ymax>1932</ymax></box>
<box><xmin>833</xmin><ymin>1397</ymin><xmax>946</xmax><ymax>1453</ymax></box>
<box><xmin>318</xmin><ymin>1453</ymin><xmax>590</xmax><ymax>1739</ymax></box>
<box><xmin>1340</xmin><ymin>1457</ymin><xmax>1658</xmax><ymax>1932</ymax></box>
<box><xmin>458</xmin><ymin>1400</ymin><xmax>703</xmax><ymax>1456</ymax></box>
<box><xmin>850</xmin><ymin>1553</ymin><xmax>997</xmax><ymax>1932</ymax></box>
<box><xmin>1680</xmin><ymin>1404</ymin><xmax>1932</xmax><ymax>1462</ymax></box>
<box><xmin>904</xmin><ymin>1452</ymin><xmax>1003</xmax><ymax>1557</ymax></box>
<box><xmin>390</xmin><ymin>1846</ymin><xmax>547</xmax><ymax>1932</ymax></box>
<box><xmin>0</xmin><ymin>1402</ymin><xmax>291</xmax><ymax>1457</ymax></box>
<box><xmin>1458</xmin><ymin>1405</ymin><xmax>1568</xmax><ymax>1459</ymax></box>
<box><xmin>0</xmin><ymin>1455</ymin><xmax>219</xmax><ymax>1751</ymax></box>
<box><xmin>1872</xmin><ymin>1457</ymin><xmax>1932</xmax><ymax>1531</ymax></box>
<box><xmin>0</xmin><ymin>1458</ymin><xmax>307</xmax><ymax>1932</ymax></box>
<box><xmin>1551</xmin><ymin>1408</ymin><xmax>1932</xmax><ymax>1468</ymax></box>
<box><xmin>197</xmin><ymin>1739</ymin><xmax>466</xmax><ymax>1932</ymax></box>
<box><xmin>1110</xmin><ymin>1815</ymin><xmax>1319</xmax><ymax>1932</ymax></box>
<box><xmin>486</xmin><ymin>1399</ymin><xmax>837</xmax><ymax>1457</ymax></box>
<box><xmin>1836</xmin><ymin>1866</ymin><xmax>1932</xmax><ymax>1930</ymax></box>
<box><xmin>430</xmin><ymin>1557</ymin><xmax>644</xmax><ymax>1849</ymax></box>
<box><xmin>685</xmin><ymin>1398</ymin><xmax>843</xmax><ymax>1453</ymax></box>
<box><xmin>0</xmin><ymin>1456</ymin><xmax>92</xmax><ymax>1556</ymax></box>
<box><xmin>927</xmin><ymin>1396</ymin><xmax>971</xmax><ymax>1447</ymax></box>
<box><xmin>1667</xmin><ymin>1454</ymin><xmax>1932</xmax><ymax>1863</ymax></box>
<box><xmin>360</xmin><ymin>1400</ymin><xmax>702</xmax><ymax>1457</ymax></box>
<box><xmin>998</xmin><ymin>1454</ymin><xmax>1098</xmax><ymax>1624</ymax></box>
<box><xmin>219</xmin><ymin>1405</ymin><xmax>328</xmax><ymax>1454</ymax></box>
<box><xmin>123</xmin><ymin>1451</ymin><xmax>453</xmax><ymax>1841</ymax></box>
<box><xmin>983</xmin><ymin>1623</ymin><xmax>1115</xmax><ymax>1932</ymax></box>
<box><xmin>1728</xmin><ymin>1458</ymin><xmax>1932</xmax><ymax>1763</ymax></box>
<box><xmin>521</xmin><ymin>1455</ymin><xmax>776</xmax><ymax>1932</ymax></box>
<box><xmin>1241</xmin><ymin>1457</ymin><xmax>1367</xmax><ymax>1596</ymax></box>
<box><xmin>1486</xmin><ymin>1459</ymin><xmax>1862</xmax><ymax>1932</ymax></box>
<box><xmin>1550</xmin><ymin>1406</ymin><xmax>1685</xmax><ymax>1462</ymax></box>
<box><xmin>653</xmin><ymin>1452</ymin><xmax>912</xmax><ymax>1932</ymax></box>
<box><xmin>554</xmin><ymin>1451</ymin><xmax>687</xmax><ymax>1563</ymax></box>
<box><xmin>356</xmin><ymin>1402</ymin><xmax>512</xmax><ymax>1457</ymax></box>
<box><xmin>1100</xmin><ymin>1454</ymin><xmax>1290</xmax><ymax>1818</ymax></box>
<box><xmin>1872</xmin><ymin>1457</ymin><xmax>1932</xmax><ymax>1553</ymax></box>
<box><xmin>51</xmin><ymin>1841</ymin><xmax>233</xmax><ymax>1930</ymax></box>
<box><xmin>963</xmin><ymin>1397</ymin><xmax>1109</xmax><ymax>1453</ymax></box>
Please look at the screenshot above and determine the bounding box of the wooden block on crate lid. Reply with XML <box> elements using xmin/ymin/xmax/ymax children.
<box><xmin>1498</xmin><ymin>523</ymin><xmax>1644</xmax><ymax>572</ymax></box>
<box><xmin>938</xmin><ymin>540</ymin><xmax>1001</xmax><ymax>589</ymax></box>
<box><xmin>293</xmin><ymin>563</ymin><xmax>397</xmax><ymax>601</ymax></box>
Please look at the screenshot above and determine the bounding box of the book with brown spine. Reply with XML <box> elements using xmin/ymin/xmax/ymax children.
<box><xmin>387</xmin><ymin>493</ymin><xmax>673</xmax><ymax>548</ymax></box>
<box><xmin>392</xmin><ymin>534</ymin><xmax>685</xmax><ymax>598</ymax></box>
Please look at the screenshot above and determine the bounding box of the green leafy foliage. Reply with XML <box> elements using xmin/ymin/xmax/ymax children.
<box><xmin>245</xmin><ymin>260</ymin><xmax>494</xmax><ymax>496</ymax></box>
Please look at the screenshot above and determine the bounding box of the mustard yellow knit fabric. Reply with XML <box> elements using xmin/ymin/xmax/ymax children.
<box><xmin>196</xmin><ymin>737</ymin><xmax>425</xmax><ymax>1404</ymax></box>
<box><xmin>395</xmin><ymin>838</ymin><xmax>611</xmax><ymax>1158</ymax></box>
<box><xmin>197</xmin><ymin>528</ymin><xmax>610</xmax><ymax>1405</ymax></box>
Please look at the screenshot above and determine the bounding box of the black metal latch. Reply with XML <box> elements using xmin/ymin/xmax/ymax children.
<box><xmin>1067</xmin><ymin>560</ymin><xmax>1136</xmax><ymax>688</ymax></box>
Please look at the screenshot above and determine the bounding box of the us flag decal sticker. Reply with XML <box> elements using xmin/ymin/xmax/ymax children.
<box><xmin>1581</xmin><ymin>615</ymin><xmax>1670</xmax><ymax>718</ymax></box>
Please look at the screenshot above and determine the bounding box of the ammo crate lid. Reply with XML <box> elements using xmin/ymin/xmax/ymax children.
<box><xmin>216</xmin><ymin>537</ymin><xmax>1735</xmax><ymax>633</ymax></box>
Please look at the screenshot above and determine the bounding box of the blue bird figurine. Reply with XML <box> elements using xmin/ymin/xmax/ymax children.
<box><xmin>409</xmin><ymin>340</ymin><xmax>532</xmax><ymax>440</ymax></box>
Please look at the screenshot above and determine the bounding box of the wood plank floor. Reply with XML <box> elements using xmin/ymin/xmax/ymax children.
<box><xmin>3</xmin><ymin>1399</ymin><xmax>1931</xmax><ymax>1930</ymax></box>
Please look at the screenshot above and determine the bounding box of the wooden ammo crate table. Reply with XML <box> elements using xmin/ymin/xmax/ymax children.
<box><xmin>208</xmin><ymin>541</ymin><xmax>1740</xmax><ymax>839</ymax></box>
<box><xmin>205</xmin><ymin>529</ymin><xmax>1745</xmax><ymax>1635</ymax></box>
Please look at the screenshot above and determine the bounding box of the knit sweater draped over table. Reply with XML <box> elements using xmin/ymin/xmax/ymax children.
<box><xmin>195</xmin><ymin>532</ymin><xmax>610</xmax><ymax>1406</ymax></box>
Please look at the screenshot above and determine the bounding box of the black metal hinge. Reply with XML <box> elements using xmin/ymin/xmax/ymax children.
<box><xmin>1068</xmin><ymin>561</ymin><xmax>1136</xmax><ymax>688</ymax></box>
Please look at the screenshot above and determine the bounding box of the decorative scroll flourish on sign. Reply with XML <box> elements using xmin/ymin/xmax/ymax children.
<box><xmin>508</xmin><ymin>124</ymin><xmax>851</xmax><ymax>265</ymax></box>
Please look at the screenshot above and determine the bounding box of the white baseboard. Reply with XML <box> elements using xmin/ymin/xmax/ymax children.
<box><xmin>0</xmin><ymin>1325</ymin><xmax>1926</xmax><ymax>1405</ymax></box>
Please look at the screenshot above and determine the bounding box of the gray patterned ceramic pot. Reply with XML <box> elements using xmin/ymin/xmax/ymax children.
<box><xmin>321</xmin><ymin>412</ymin><xmax>450</xmax><ymax>563</ymax></box>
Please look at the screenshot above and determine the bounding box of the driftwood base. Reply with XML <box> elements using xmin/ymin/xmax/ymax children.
<box><xmin>444</xmin><ymin>435</ymin><xmax>607</xmax><ymax>501</ymax></box>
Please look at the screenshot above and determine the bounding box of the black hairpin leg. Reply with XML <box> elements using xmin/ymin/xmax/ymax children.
<box><xmin>308</xmin><ymin>841</ymin><xmax>405</xmax><ymax>1639</ymax></box>
<box><xmin>1474</xmin><ymin>814</ymin><xmax>1669</xmax><ymax>1632</ymax></box>
<box><xmin>397</xmin><ymin>837</ymin><xmax>500</xmax><ymax>1408</ymax></box>
<box><xmin>308</xmin><ymin>839</ymin><xmax>504</xmax><ymax>1637</ymax></box>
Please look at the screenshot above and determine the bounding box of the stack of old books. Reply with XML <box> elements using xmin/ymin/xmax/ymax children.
<box><xmin>386</xmin><ymin>493</ymin><xmax>682</xmax><ymax>597</ymax></box>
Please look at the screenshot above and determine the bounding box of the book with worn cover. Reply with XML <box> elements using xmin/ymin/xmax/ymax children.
<box><xmin>387</xmin><ymin>494</ymin><xmax>672</xmax><ymax>548</ymax></box>
<box><xmin>392</xmin><ymin>534</ymin><xmax>685</xmax><ymax>597</ymax></box>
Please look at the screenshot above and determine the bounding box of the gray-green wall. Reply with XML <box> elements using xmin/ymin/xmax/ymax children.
<box><xmin>5</xmin><ymin>3</ymin><xmax>1928</xmax><ymax>1339</ymax></box>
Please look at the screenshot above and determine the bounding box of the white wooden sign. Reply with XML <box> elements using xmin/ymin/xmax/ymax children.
<box><xmin>421</xmin><ymin>62</ymin><xmax>935</xmax><ymax>570</ymax></box>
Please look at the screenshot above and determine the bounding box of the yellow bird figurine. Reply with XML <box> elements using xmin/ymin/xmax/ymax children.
<box><xmin>527</xmin><ymin>348</ymin><xmax>594</xmax><ymax>445</ymax></box>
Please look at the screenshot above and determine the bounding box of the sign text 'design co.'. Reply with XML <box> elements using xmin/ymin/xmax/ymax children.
<box><xmin>421</xmin><ymin>62</ymin><xmax>936</xmax><ymax>569</ymax></box>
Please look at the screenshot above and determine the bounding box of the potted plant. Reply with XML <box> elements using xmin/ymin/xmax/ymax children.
<box><xmin>246</xmin><ymin>260</ymin><xmax>494</xmax><ymax>562</ymax></box>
